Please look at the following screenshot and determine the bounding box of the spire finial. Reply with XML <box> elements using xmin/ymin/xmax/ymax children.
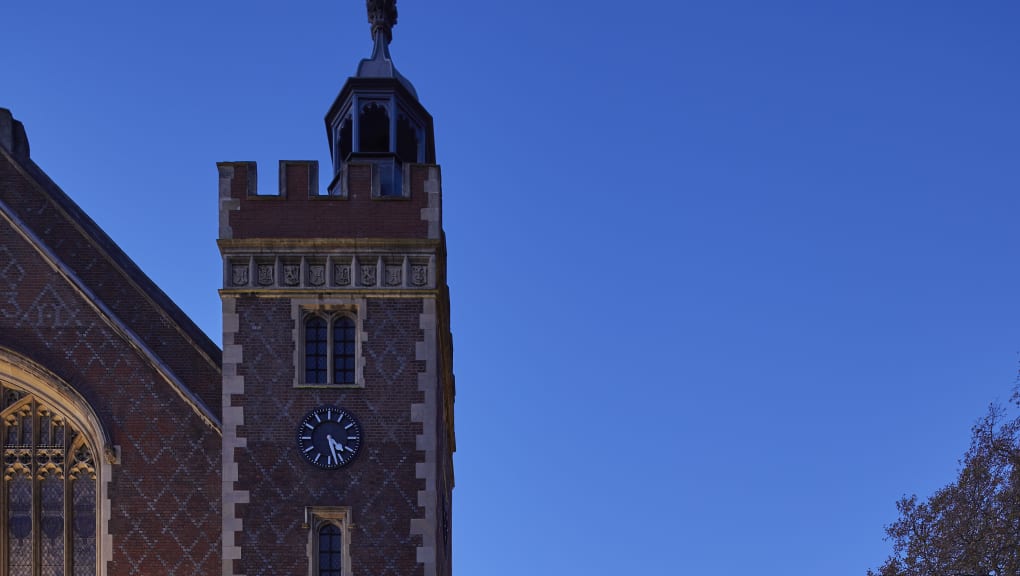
<box><xmin>366</xmin><ymin>0</ymin><xmax>398</xmax><ymax>44</ymax></box>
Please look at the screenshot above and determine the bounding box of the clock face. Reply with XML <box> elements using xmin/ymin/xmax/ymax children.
<box><xmin>296</xmin><ymin>406</ymin><xmax>363</xmax><ymax>469</ymax></box>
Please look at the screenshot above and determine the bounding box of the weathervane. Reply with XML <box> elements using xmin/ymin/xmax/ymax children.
<box><xmin>366</xmin><ymin>0</ymin><xmax>397</xmax><ymax>44</ymax></box>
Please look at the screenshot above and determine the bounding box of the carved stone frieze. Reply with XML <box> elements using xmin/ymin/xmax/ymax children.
<box><xmin>308</xmin><ymin>265</ymin><xmax>326</xmax><ymax>287</ymax></box>
<box><xmin>410</xmin><ymin>265</ymin><xmax>427</xmax><ymax>287</ymax></box>
<box><xmin>283</xmin><ymin>265</ymin><xmax>300</xmax><ymax>286</ymax></box>
<box><xmin>223</xmin><ymin>253</ymin><xmax>432</xmax><ymax>290</ymax></box>
<box><xmin>385</xmin><ymin>266</ymin><xmax>402</xmax><ymax>287</ymax></box>
<box><xmin>232</xmin><ymin>266</ymin><xmax>249</xmax><ymax>287</ymax></box>
<box><xmin>257</xmin><ymin>265</ymin><xmax>274</xmax><ymax>286</ymax></box>
<box><xmin>360</xmin><ymin>266</ymin><xmax>377</xmax><ymax>287</ymax></box>
<box><xmin>335</xmin><ymin>265</ymin><xmax>352</xmax><ymax>287</ymax></box>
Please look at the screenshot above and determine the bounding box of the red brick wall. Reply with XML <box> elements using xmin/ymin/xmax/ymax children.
<box><xmin>0</xmin><ymin>198</ymin><xmax>221</xmax><ymax>574</ymax></box>
<box><xmin>0</xmin><ymin>154</ymin><xmax>222</xmax><ymax>415</ymax></box>
<box><xmin>223</xmin><ymin>162</ymin><xmax>432</xmax><ymax>240</ymax></box>
<box><xmin>230</xmin><ymin>296</ymin><xmax>426</xmax><ymax>575</ymax></box>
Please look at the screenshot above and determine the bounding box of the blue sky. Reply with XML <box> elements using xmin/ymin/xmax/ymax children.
<box><xmin>4</xmin><ymin>1</ymin><xmax>1020</xmax><ymax>574</ymax></box>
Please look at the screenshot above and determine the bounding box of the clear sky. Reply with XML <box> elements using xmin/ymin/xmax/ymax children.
<box><xmin>4</xmin><ymin>1</ymin><xmax>1020</xmax><ymax>574</ymax></box>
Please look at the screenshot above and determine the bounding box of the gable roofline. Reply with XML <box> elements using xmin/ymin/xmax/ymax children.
<box><xmin>0</xmin><ymin>109</ymin><xmax>221</xmax><ymax>433</ymax></box>
<box><xmin>0</xmin><ymin>181</ymin><xmax>222</xmax><ymax>433</ymax></box>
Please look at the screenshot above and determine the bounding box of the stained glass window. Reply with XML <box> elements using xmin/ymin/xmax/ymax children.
<box><xmin>1</xmin><ymin>391</ymin><xmax>96</xmax><ymax>576</ymax></box>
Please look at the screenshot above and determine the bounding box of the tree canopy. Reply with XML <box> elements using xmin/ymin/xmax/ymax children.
<box><xmin>869</xmin><ymin>396</ymin><xmax>1020</xmax><ymax>576</ymax></box>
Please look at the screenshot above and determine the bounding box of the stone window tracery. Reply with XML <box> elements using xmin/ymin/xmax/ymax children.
<box><xmin>1</xmin><ymin>388</ymin><xmax>97</xmax><ymax>576</ymax></box>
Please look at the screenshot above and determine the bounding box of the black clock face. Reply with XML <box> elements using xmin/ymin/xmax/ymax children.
<box><xmin>296</xmin><ymin>406</ymin><xmax>362</xmax><ymax>469</ymax></box>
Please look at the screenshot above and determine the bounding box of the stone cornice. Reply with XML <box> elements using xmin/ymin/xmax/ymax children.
<box><xmin>217</xmin><ymin>237</ymin><xmax>440</xmax><ymax>254</ymax></box>
<box><xmin>218</xmin><ymin>289</ymin><xmax>440</xmax><ymax>299</ymax></box>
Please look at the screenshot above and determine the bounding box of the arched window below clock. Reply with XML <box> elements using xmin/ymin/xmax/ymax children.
<box><xmin>306</xmin><ymin>507</ymin><xmax>351</xmax><ymax>576</ymax></box>
<box><xmin>318</xmin><ymin>524</ymin><xmax>342</xmax><ymax>576</ymax></box>
<box><xmin>0</xmin><ymin>347</ymin><xmax>110</xmax><ymax>576</ymax></box>
<box><xmin>295</xmin><ymin>301</ymin><xmax>366</xmax><ymax>388</ymax></box>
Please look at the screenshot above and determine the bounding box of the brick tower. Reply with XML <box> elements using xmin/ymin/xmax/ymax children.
<box><xmin>217</xmin><ymin>3</ymin><xmax>455</xmax><ymax>575</ymax></box>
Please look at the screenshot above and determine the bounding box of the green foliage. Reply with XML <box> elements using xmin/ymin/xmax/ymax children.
<box><xmin>869</xmin><ymin>398</ymin><xmax>1020</xmax><ymax>576</ymax></box>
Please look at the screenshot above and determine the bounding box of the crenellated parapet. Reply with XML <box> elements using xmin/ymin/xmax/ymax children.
<box><xmin>217</xmin><ymin>160</ymin><xmax>442</xmax><ymax>241</ymax></box>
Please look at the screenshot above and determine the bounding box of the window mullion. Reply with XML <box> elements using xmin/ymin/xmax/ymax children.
<box><xmin>63</xmin><ymin>425</ymin><xmax>71</xmax><ymax>576</ymax></box>
<box><xmin>31</xmin><ymin>401</ymin><xmax>40</xmax><ymax>576</ymax></box>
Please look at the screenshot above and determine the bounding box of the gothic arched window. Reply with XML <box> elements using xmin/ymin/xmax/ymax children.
<box><xmin>306</xmin><ymin>507</ymin><xmax>350</xmax><ymax>576</ymax></box>
<box><xmin>332</xmin><ymin>317</ymin><xmax>356</xmax><ymax>385</ymax></box>
<box><xmin>1</xmin><ymin>388</ymin><xmax>97</xmax><ymax>576</ymax></box>
<box><xmin>305</xmin><ymin>316</ymin><xmax>329</xmax><ymax>384</ymax></box>
<box><xmin>301</xmin><ymin>310</ymin><xmax>362</xmax><ymax>387</ymax></box>
<box><xmin>318</xmin><ymin>523</ymin><xmax>343</xmax><ymax>576</ymax></box>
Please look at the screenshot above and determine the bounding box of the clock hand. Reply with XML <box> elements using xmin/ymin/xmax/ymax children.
<box><xmin>327</xmin><ymin>434</ymin><xmax>340</xmax><ymax>462</ymax></box>
<box><xmin>328</xmin><ymin>434</ymin><xmax>345</xmax><ymax>452</ymax></box>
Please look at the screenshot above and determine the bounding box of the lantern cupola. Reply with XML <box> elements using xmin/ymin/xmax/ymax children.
<box><xmin>325</xmin><ymin>1</ymin><xmax>435</xmax><ymax>197</ymax></box>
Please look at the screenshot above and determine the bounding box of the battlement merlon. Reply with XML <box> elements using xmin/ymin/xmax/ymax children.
<box><xmin>217</xmin><ymin>160</ymin><xmax>442</xmax><ymax>241</ymax></box>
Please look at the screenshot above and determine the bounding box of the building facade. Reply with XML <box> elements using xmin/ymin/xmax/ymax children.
<box><xmin>0</xmin><ymin>3</ymin><xmax>454</xmax><ymax>575</ymax></box>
